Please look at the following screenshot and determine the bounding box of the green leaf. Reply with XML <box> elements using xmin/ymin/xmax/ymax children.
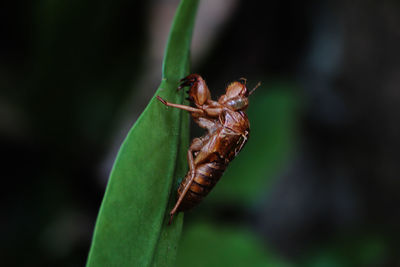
<box><xmin>86</xmin><ymin>1</ymin><xmax>199</xmax><ymax>266</ymax></box>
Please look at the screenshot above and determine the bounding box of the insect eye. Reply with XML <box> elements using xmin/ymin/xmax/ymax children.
<box><xmin>227</xmin><ymin>98</ymin><xmax>247</xmax><ymax>110</ymax></box>
<box><xmin>238</xmin><ymin>78</ymin><xmax>247</xmax><ymax>85</ymax></box>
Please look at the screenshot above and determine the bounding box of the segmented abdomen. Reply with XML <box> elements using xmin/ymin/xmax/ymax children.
<box><xmin>177</xmin><ymin>160</ymin><xmax>226</xmax><ymax>212</ymax></box>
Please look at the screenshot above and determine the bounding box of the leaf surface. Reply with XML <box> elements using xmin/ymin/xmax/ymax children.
<box><xmin>86</xmin><ymin>1</ymin><xmax>199</xmax><ymax>266</ymax></box>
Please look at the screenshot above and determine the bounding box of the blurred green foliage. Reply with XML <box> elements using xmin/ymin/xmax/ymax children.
<box><xmin>177</xmin><ymin>221</ymin><xmax>292</xmax><ymax>267</ymax></box>
<box><xmin>300</xmin><ymin>233</ymin><xmax>389</xmax><ymax>267</ymax></box>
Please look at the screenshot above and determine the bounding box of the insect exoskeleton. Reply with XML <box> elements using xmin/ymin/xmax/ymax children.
<box><xmin>156</xmin><ymin>74</ymin><xmax>260</xmax><ymax>224</ymax></box>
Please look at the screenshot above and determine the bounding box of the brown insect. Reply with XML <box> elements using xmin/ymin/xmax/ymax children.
<box><xmin>157</xmin><ymin>74</ymin><xmax>260</xmax><ymax>224</ymax></box>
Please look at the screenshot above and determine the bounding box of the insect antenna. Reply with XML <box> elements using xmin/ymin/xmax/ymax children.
<box><xmin>249</xmin><ymin>81</ymin><xmax>261</xmax><ymax>96</ymax></box>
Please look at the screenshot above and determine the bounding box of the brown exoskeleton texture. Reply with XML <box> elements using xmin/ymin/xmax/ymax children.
<box><xmin>157</xmin><ymin>74</ymin><xmax>260</xmax><ymax>224</ymax></box>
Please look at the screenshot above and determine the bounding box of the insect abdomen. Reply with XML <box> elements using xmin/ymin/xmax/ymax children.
<box><xmin>177</xmin><ymin>161</ymin><xmax>226</xmax><ymax>212</ymax></box>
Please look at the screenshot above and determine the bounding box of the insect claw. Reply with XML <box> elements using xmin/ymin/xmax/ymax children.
<box><xmin>168</xmin><ymin>213</ymin><xmax>174</xmax><ymax>225</ymax></box>
<box><xmin>179</xmin><ymin>75</ymin><xmax>197</xmax><ymax>89</ymax></box>
<box><xmin>156</xmin><ymin>95</ymin><xmax>167</xmax><ymax>105</ymax></box>
<box><xmin>178</xmin><ymin>81</ymin><xmax>187</xmax><ymax>90</ymax></box>
<box><xmin>178</xmin><ymin>82</ymin><xmax>193</xmax><ymax>90</ymax></box>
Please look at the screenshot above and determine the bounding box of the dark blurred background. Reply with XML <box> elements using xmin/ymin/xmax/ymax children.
<box><xmin>2</xmin><ymin>0</ymin><xmax>400</xmax><ymax>266</ymax></box>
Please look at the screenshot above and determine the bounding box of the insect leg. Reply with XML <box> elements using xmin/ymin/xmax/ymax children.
<box><xmin>205</xmin><ymin>107</ymin><xmax>223</xmax><ymax>117</ymax></box>
<box><xmin>156</xmin><ymin>96</ymin><xmax>204</xmax><ymax>115</ymax></box>
<box><xmin>179</xmin><ymin>74</ymin><xmax>211</xmax><ymax>106</ymax></box>
<box><xmin>169</xmin><ymin>151</ymin><xmax>196</xmax><ymax>223</ymax></box>
<box><xmin>234</xmin><ymin>131</ymin><xmax>249</xmax><ymax>156</ymax></box>
<box><xmin>169</xmin><ymin>137</ymin><xmax>207</xmax><ymax>224</ymax></box>
<box><xmin>178</xmin><ymin>75</ymin><xmax>198</xmax><ymax>90</ymax></box>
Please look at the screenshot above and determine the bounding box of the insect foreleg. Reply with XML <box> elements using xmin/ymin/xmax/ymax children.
<box><xmin>156</xmin><ymin>96</ymin><xmax>205</xmax><ymax>115</ymax></box>
<box><xmin>179</xmin><ymin>74</ymin><xmax>211</xmax><ymax>106</ymax></box>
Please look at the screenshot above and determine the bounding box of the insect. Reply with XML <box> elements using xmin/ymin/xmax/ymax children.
<box><xmin>157</xmin><ymin>74</ymin><xmax>260</xmax><ymax>223</ymax></box>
